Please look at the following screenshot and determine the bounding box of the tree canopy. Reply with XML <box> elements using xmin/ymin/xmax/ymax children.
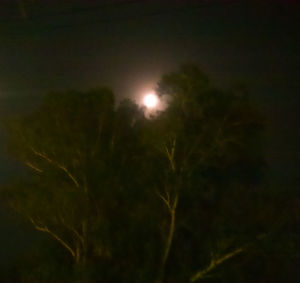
<box><xmin>1</xmin><ymin>65</ymin><xmax>297</xmax><ymax>283</ymax></box>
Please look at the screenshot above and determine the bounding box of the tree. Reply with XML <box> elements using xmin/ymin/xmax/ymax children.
<box><xmin>142</xmin><ymin>64</ymin><xmax>264</xmax><ymax>282</ymax></box>
<box><xmin>2</xmin><ymin>88</ymin><xmax>144</xmax><ymax>272</ymax></box>
<box><xmin>1</xmin><ymin>65</ymin><xmax>267</xmax><ymax>282</ymax></box>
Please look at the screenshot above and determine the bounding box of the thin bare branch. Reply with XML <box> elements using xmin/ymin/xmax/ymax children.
<box><xmin>29</xmin><ymin>218</ymin><xmax>76</xmax><ymax>258</ymax></box>
<box><xmin>157</xmin><ymin>191</ymin><xmax>172</xmax><ymax>212</ymax></box>
<box><xmin>24</xmin><ymin>161</ymin><xmax>43</xmax><ymax>173</ymax></box>
<box><xmin>164</xmin><ymin>138</ymin><xmax>176</xmax><ymax>171</ymax></box>
<box><xmin>190</xmin><ymin>247</ymin><xmax>244</xmax><ymax>282</ymax></box>
<box><xmin>164</xmin><ymin>145</ymin><xmax>172</xmax><ymax>162</ymax></box>
<box><xmin>171</xmin><ymin>138</ymin><xmax>176</xmax><ymax>157</ymax></box>
<box><xmin>30</xmin><ymin>147</ymin><xmax>80</xmax><ymax>188</ymax></box>
<box><xmin>158</xmin><ymin>192</ymin><xmax>178</xmax><ymax>281</ymax></box>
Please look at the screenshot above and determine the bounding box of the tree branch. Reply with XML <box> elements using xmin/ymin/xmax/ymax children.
<box><xmin>30</xmin><ymin>147</ymin><xmax>80</xmax><ymax>188</ymax></box>
<box><xmin>190</xmin><ymin>247</ymin><xmax>244</xmax><ymax>282</ymax></box>
<box><xmin>190</xmin><ymin>233</ymin><xmax>268</xmax><ymax>282</ymax></box>
<box><xmin>24</xmin><ymin>161</ymin><xmax>43</xmax><ymax>173</ymax></box>
<box><xmin>157</xmin><ymin>191</ymin><xmax>179</xmax><ymax>282</ymax></box>
<box><xmin>164</xmin><ymin>138</ymin><xmax>176</xmax><ymax>171</ymax></box>
<box><xmin>173</xmin><ymin>193</ymin><xmax>178</xmax><ymax>210</ymax></box>
<box><xmin>157</xmin><ymin>191</ymin><xmax>171</xmax><ymax>212</ymax></box>
<box><xmin>29</xmin><ymin>218</ymin><xmax>76</xmax><ymax>258</ymax></box>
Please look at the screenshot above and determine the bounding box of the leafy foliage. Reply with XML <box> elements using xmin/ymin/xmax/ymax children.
<box><xmin>1</xmin><ymin>65</ymin><xmax>297</xmax><ymax>283</ymax></box>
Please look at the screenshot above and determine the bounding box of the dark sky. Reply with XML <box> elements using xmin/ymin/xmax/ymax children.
<box><xmin>0</xmin><ymin>0</ymin><xmax>299</xmax><ymax>265</ymax></box>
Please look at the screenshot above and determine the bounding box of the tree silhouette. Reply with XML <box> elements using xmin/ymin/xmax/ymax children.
<box><xmin>142</xmin><ymin>64</ymin><xmax>264</xmax><ymax>282</ymax></box>
<box><xmin>1</xmin><ymin>65</ymin><xmax>270</xmax><ymax>282</ymax></box>
<box><xmin>3</xmin><ymin>88</ymin><xmax>144</xmax><ymax>269</ymax></box>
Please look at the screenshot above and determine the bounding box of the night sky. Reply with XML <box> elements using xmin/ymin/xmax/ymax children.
<box><xmin>0</xmin><ymin>0</ymin><xmax>299</xmax><ymax>266</ymax></box>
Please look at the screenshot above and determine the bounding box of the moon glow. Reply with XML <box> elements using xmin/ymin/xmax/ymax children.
<box><xmin>143</xmin><ymin>93</ymin><xmax>158</xmax><ymax>108</ymax></box>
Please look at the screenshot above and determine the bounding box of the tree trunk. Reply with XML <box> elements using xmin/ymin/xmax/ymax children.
<box><xmin>75</xmin><ymin>241</ymin><xmax>81</xmax><ymax>265</ymax></box>
<box><xmin>157</xmin><ymin>208</ymin><xmax>176</xmax><ymax>283</ymax></box>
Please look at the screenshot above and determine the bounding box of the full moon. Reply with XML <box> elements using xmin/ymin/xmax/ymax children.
<box><xmin>143</xmin><ymin>93</ymin><xmax>158</xmax><ymax>108</ymax></box>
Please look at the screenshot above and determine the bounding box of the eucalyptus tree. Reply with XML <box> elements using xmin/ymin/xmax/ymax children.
<box><xmin>2</xmin><ymin>88</ymin><xmax>143</xmax><ymax>269</ymax></box>
<box><xmin>143</xmin><ymin>65</ymin><xmax>264</xmax><ymax>282</ymax></box>
<box><xmin>1</xmin><ymin>66</ymin><xmax>265</xmax><ymax>282</ymax></box>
